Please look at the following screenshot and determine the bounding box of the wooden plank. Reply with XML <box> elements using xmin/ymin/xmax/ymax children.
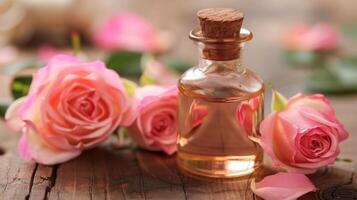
<box><xmin>47</xmin><ymin>148</ymin><xmax>109</xmax><ymax>200</ymax></box>
<box><xmin>308</xmin><ymin>160</ymin><xmax>357</xmax><ymax>200</ymax></box>
<box><xmin>0</xmin><ymin>152</ymin><xmax>37</xmax><ymax>200</ymax></box>
<box><xmin>47</xmin><ymin>146</ymin><xmax>147</xmax><ymax>200</ymax></box>
<box><xmin>137</xmin><ymin>149</ymin><xmax>259</xmax><ymax>200</ymax></box>
<box><xmin>97</xmin><ymin>147</ymin><xmax>145</xmax><ymax>200</ymax></box>
<box><xmin>136</xmin><ymin>150</ymin><xmax>186</xmax><ymax>200</ymax></box>
<box><xmin>0</xmin><ymin>122</ymin><xmax>38</xmax><ymax>200</ymax></box>
<box><xmin>29</xmin><ymin>165</ymin><xmax>56</xmax><ymax>200</ymax></box>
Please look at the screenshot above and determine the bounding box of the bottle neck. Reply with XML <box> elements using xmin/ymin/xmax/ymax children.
<box><xmin>198</xmin><ymin>57</ymin><xmax>244</xmax><ymax>71</ymax></box>
<box><xmin>197</xmin><ymin>42</ymin><xmax>244</xmax><ymax>71</ymax></box>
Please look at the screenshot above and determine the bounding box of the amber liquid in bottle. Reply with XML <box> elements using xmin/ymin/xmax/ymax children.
<box><xmin>177</xmin><ymin>59</ymin><xmax>264</xmax><ymax>178</ymax></box>
<box><xmin>176</xmin><ymin>8</ymin><xmax>264</xmax><ymax>178</ymax></box>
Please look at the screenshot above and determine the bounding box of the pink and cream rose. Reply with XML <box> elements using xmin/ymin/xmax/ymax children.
<box><xmin>128</xmin><ymin>85</ymin><xmax>178</xmax><ymax>155</ymax></box>
<box><xmin>260</xmin><ymin>93</ymin><xmax>348</xmax><ymax>174</ymax></box>
<box><xmin>5</xmin><ymin>55</ymin><xmax>135</xmax><ymax>165</ymax></box>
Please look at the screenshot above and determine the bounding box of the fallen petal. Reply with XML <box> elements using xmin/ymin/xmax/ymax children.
<box><xmin>251</xmin><ymin>172</ymin><xmax>317</xmax><ymax>200</ymax></box>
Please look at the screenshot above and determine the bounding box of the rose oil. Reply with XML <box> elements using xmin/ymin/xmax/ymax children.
<box><xmin>177</xmin><ymin>8</ymin><xmax>264</xmax><ymax>178</ymax></box>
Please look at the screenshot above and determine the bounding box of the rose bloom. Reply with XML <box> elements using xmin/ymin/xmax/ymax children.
<box><xmin>5</xmin><ymin>55</ymin><xmax>135</xmax><ymax>165</ymax></box>
<box><xmin>260</xmin><ymin>94</ymin><xmax>348</xmax><ymax>174</ymax></box>
<box><xmin>93</xmin><ymin>12</ymin><xmax>171</xmax><ymax>53</ymax></box>
<box><xmin>128</xmin><ymin>85</ymin><xmax>177</xmax><ymax>155</ymax></box>
<box><xmin>284</xmin><ymin>23</ymin><xmax>339</xmax><ymax>52</ymax></box>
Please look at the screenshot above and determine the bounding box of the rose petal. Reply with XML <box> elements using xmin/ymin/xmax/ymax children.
<box><xmin>134</xmin><ymin>85</ymin><xmax>166</xmax><ymax>102</ymax></box>
<box><xmin>161</xmin><ymin>143</ymin><xmax>177</xmax><ymax>155</ymax></box>
<box><xmin>251</xmin><ymin>172</ymin><xmax>317</xmax><ymax>200</ymax></box>
<box><xmin>260</xmin><ymin>113</ymin><xmax>296</xmax><ymax>167</ymax></box>
<box><xmin>5</xmin><ymin>96</ymin><xmax>27</xmax><ymax>132</ymax></box>
<box><xmin>18</xmin><ymin>131</ymin><xmax>32</xmax><ymax>161</ymax></box>
<box><xmin>299</xmin><ymin>107</ymin><xmax>348</xmax><ymax>141</ymax></box>
<box><xmin>287</xmin><ymin>94</ymin><xmax>335</xmax><ymax>116</ymax></box>
<box><xmin>260</xmin><ymin>112</ymin><xmax>319</xmax><ymax>174</ymax></box>
<box><xmin>21</xmin><ymin>126</ymin><xmax>81</xmax><ymax>165</ymax></box>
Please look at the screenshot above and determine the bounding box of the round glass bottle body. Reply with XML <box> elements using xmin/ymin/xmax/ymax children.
<box><xmin>177</xmin><ymin>41</ymin><xmax>264</xmax><ymax>178</ymax></box>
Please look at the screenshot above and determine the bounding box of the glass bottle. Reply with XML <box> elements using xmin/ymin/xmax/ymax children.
<box><xmin>177</xmin><ymin>8</ymin><xmax>264</xmax><ymax>178</ymax></box>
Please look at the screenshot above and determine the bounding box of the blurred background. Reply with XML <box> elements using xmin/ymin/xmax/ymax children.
<box><xmin>1</xmin><ymin>0</ymin><xmax>357</xmax><ymax>125</ymax></box>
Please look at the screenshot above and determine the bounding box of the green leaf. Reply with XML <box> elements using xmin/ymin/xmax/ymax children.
<box><xmin>11</xmin><ymin>76</ymin><xmax>32</xmax><ymax>99</ymax></box>
<box><xmin>122</xmin><ymin>78</ymin><xmax>138</xmax><ymax>97</ymax></box>
<box><xmin>106</xmin><ymin>51</ymin><xmax>143</xmax><ymax>77</ymax></box>
<box><xmin>271</xmin><ymin>87</ymin><xmax>287</xmax><ymax>112</ymax></box>
<box><xmin>0</xmin><ymin>98</ymin><xmax>11</xmax><ymax>118</ymax></box>
<box><xmin>283</xmin><ymin>50</ymin><xmax>327</xmax><ymax>67</ymax></box>
<box><xmin>306</xmin><ymin>56</ymin><xmax>357</xmax><ymax>94</ymax></box>
<box><xmin>342</xmin><ymin>23</ymin><xmax>357</xmax><ymax>40</ymax></box>
<box><xmin>162</xmin><ymin>56</ymin><xmax>191</xmax><ymax>73</ymax></box>
<box><xmin>305</xmin><ymin>69</ymin><xmax>339</xmax><ymax>93</ymax></box>
<box><xmin>0</xmin><ymin>104</ymin><xmax>8</xmax><ymax>118</ymax></box>
<box><xmin>330</xmin><ymin>56</ymin><xmax>357</xmax><ymax>85</ymax></box>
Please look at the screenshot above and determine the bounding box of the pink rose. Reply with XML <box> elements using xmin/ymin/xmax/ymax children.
<box><xmin>5</xmin><ymin>55</ymin><xmax>135</xmax><ymax>165</ymax></box>
<box><xmin>128</xmin><ymin>85</ymin><xmax>178</xmax><ymax>155</ymax></box>
<box><xmin>260</xmin><ymin>93</ymin><xmax>348</xmax><ymax>174</ymax></box>
<box><xmin>236</xmin><ymin>95</ymin><xmax>261</xmax><ymax>136</ymax></box>
<box><xmin>284</xmin><ymin>23</ymin><xmax>339</xmax><ymax>52</ymax></box>
<box><xmin>93</xmin><ymin>12</ymin><xmax>171</xmax><ymax>53</ymax></box>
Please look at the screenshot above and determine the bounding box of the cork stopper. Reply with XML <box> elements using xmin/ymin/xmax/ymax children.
<box><xmin>197</xmin><ymin>8</ymin><xmax>244</xmax><ymax>39</ymax></box>
<box><xmin>193</xmin><ymin>8</ymin><xmax>247</xmax><ymax>60</ymax></box>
